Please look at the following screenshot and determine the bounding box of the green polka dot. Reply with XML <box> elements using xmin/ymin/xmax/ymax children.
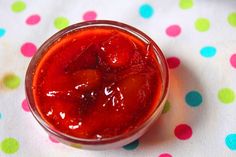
<box><xmin>179</xmin><ymin>0</ymin><xmax>193</xmax><ymax>9</ymax></box>
<box><xmin>3</xmin><ymin>74</ymin><xmax>21</xmax><ymax>89</ymax></box>
<box><xmin>54</xmin><ymin>17</ymin><xmax>69</xmax><ymax>30</ymax></box>
<box><xmin>1</xmin><ymin>138</ymin><xmax>19</xmax><ymax>154</ymax></box>
<box><xmin>11</xmin><ymin>1</ymin><xmax>26</xmax><ymax>13</ymax></box>
<box><xmin>195</xmin><ymin>18</ymin><xmax>210</xmax><ymax>32</ymax></box>
<box><xmin>228</xmin><ymin>12</ymin><xmax>236</xmax><ymax>27</ymax></box>
<box><xmin>218</xmin><ymin>88</ymin><xmax>235</xmax><ymax>104</ymax></box>
<box><xmin>162</xmin><ymin>101</ymin><xmax>171</xmax><ymax>114</ymax></box>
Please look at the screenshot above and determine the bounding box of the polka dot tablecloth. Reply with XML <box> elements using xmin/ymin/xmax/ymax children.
<box><xmin>0</xmin><ymin>0</ymin><xmax>236</xmax><ymax>156</ymax></box>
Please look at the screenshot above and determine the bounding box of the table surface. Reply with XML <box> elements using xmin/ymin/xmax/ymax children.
<box><xmin>0</xmin><ymin>0</ymin><xmax>236</xmax><ymax>157</ymax></box>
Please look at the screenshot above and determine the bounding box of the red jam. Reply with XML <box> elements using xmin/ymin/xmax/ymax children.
<box><xmin>33</xmin><ymin>26</ymin><xmax>162</xmax><ymax>139</ymax></box>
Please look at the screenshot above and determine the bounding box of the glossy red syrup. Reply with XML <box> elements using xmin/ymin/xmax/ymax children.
<box><xmin>33</xmin><ymin>27</ymin><xmax>162</xmax><ymax>139</ymax></box>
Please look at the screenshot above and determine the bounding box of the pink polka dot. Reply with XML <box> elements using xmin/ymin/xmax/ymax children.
<box><xmin>21</xmin><ymin>42</ymin><xmax>37</xmax><ymax>57</ymax></box>
<box><xmin>83</xmin><ymin>11</ymin><xmax>97</xmax><ymax>21</ymax></box>
<box><xmin>166</xmin><ymin>57</ymin><xmax>181</xmax><ymax>69</ymax></box>
<box><xmin>26</xmin><ymin>14</ymin><xmax>41</xmax><ymax>25</ymax></box>
<box><xmin>166</xmin><ymin>25</ymin><xmax>181</xmax><ymax>37</ymax></box>
<box><xmin>230</xmin><ymin>53</ymin><xmax>236</xmax><ymax>68</ymax></box>
<box><xmin>159</xmin><ymin>153</ymin><xmax>172</xmax><ymax>157</ymax></box>
<box><xmin>174</xmin><ymin>124</ymin><xmax>192</xmax><ymax>140</ymax></box>
<box><xmin>22</xmin><ymin>99</ymin><xmax>30</xmax><ymax>112</ymax></box>
<box><xmin>49</xmin><ymin>135</ymin><xmax>59</xmax><ymax>143</ymax></box>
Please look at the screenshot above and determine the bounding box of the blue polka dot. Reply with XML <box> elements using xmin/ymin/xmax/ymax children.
<box><xmin>0</xmin><ymin>112</ymin><xmax>2</xmax><ymax>119</ymax></box>
<box><xmin>200</xmin><ymin>46</ymin><xmax>216</xmax><ymax>58</ymax></box>
<box><xmin>123</xmin><ymin>140</ymin><xmax>139</xmax><ymax>150</ymax></box>
<box><xmin>225</xmin><ymin>134</ymin><xmax>236</xmax><ymax>150</ymax></box>
<box><xmin>139</xmin><ymin>4</ymin><xmax>154</xmax><ymax>19</ymax></box>
<box><xmin>0</xmin><ymin>28</ymin><xmax>6</xmax><ymax>37</ymax></box>
<box><xmin>185</xmin><ymin>90</ymin><xmax>203</xmax><ymax>107</ymax></box>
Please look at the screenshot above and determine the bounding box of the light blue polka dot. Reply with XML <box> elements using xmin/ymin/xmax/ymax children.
<box><xmin>200</xmin><ymin>46</ymin><xmax>216</xmax><ymax>58</ymax></box>
<box><xmin>0</xmin><ymin>112</ymin><xmax>2</xmax><ymax>119</ymax></box>
<box><xmin>0</xmin><ymin>28</ymin><xmax>6</xmax><ymax>37</ymax></box>
<box><xmin>185</xmin><ymin>90</ymin><xmax>203</xmax><ymax>107</ymax></box>
<box><xmin>225</xmin><ymin>134</ymin><xmax>236</xmax><ymax>150</ymax></box>
<box><xmin>139</xmin><ymin>4</ymin><xmax>154</xmax><ymax>19</ymax></box>
<box><xmin>123</xmin><ymin>140</ymin><xmax>139</xmax><ymax>150</ymax></box>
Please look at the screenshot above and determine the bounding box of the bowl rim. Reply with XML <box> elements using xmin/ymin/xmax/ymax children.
<box><xmin>25</xmin><ymin>20</ymin><xmax>169</xmax><ymax>145</ymax></box>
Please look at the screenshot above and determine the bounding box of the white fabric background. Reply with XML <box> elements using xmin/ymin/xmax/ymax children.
<box><xmin>0</xmin><ymin>0</ymin><xmax>236</xmax><ymax>156</ymax></box>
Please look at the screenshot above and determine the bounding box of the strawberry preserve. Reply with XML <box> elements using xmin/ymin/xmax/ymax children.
<box><xmin>25</xmin><ymin>20</ymin><xmax>169</xmax><ymax>149</ymax></box>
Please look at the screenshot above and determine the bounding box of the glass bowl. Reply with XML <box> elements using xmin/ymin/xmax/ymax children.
<box><xmin>25</xmin><ymin>20</ymin><xmax>169</xmax><ymax>150</ymax></box>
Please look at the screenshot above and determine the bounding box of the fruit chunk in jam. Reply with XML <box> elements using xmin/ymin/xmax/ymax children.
<box><xmin>33</xmin><ymin>27</ymin><xmax>162</xmax><ymax>139</ymax></box>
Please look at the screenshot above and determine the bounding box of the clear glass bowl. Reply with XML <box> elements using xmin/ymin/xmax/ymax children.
<box><xmin>25</xmin><ymin>20</ymin><xmax>169</xmax><ymax>150</ymax></box>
